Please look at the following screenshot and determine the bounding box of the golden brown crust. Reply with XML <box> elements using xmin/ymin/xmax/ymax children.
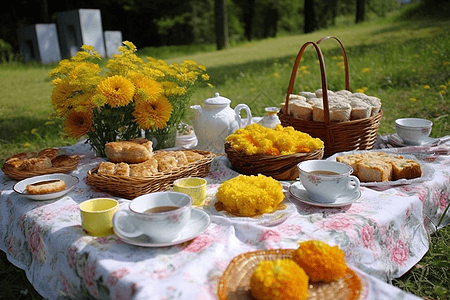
<box><xmin>51</xmin><ymin>154</ymin><xmax>79</xmax><ymax>168</ymax></box>
<box><xmin>98</xmin><ymin>162</ymin><xmax>116</xmax><ymax>175</ymax></box>
<box><xmin>38</xmin><ymin>148</ymin><xmax>59</xmax><ymax>159</ymax></box>
<box><xmin>105</xmin><ymin>140</ymin><xmax>153</xmax><ymax>163</ymax></box>
<box><xmin>183</xmin><ymin>150</ymin><xmax>204</xmax><ymax>163</ymax></box>
<box><xmin>19</xmin><ymin>157</ymin><xmax>52</xmax><ymax>171</ymax></box>
<box><xmin>337</xmin><ymin>151</ymin><xmax>421</xmax><ymax>182</ymax></box>
<box><xmin>26</xmin><ymin>179</ymin><xmax>66</xmax><ymax>195</ymax></box>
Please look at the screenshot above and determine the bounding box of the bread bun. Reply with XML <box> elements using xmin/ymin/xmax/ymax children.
<box><xmin>26</xmin><ymin>179</ymin><xmax>66</xmax><ymax>195</ymax></box>
<box><xmin>105</xmin><ymin>139</ymin><xmax>153</xmax><ymax>163</ymax></box>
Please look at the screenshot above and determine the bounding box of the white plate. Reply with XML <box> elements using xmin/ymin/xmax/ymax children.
<box><xmin>13</xmin><ymin>173</ymin><xmax>79</xmax><ymax>200</ymax></box>
<box><xmin>289</xmin><ymin>181</ymin><xmax>361</xmax><ymax>208</ymax></box>
<box><xmin>114</xmin><ymin>208</ymin><xmax>211</xmax><ymax>247</ymax></box>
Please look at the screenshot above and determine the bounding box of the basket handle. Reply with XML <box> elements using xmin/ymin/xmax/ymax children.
<box><xmin>283</xmin><ymin>41</ymin><xmax>331</xmax><ymax>124</ymax></box>
<box><xmin>316</xmin><ymin>36</ymin><xmax>350</xmax><ymax>91</ymax></box>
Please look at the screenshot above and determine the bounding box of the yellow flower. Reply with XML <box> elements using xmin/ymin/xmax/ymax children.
<box><xmin>444</xmin><ymin>61</ymin><xmax>449</xmax><ymax>66</ymax></box>
<box><xmin>409</xmin><ymin>97</ymin><xmax>417</xmax><ymax>102</ymax></box>
<box><xmin>133</xmin><ymin>95</ymin><xmax>173</xmax><ymax>130</ymax></box>
<box><xmin>355</xmin><ymin>88</ymin><xmax>365</xmax><ymax>93</ymax></box>
<box><xmin>132</xmin><ymin>75</ymin><xmax>164</xmax><ymax>103</ymax></box>
<box><xmin>424</xmin><ymin>85</ymin><xmax>431</xmax><ymax>89</ymax></box>
<box><xmin>63</xmin><ymin>110</ymin><xmax>93</xmax><ymax>138</ymax></box>
<box><xmin>226</xmin><ymin>123</ymin><xmax>323</xmax><ymax>156</ymax></box>
<box><xmin>292</xmin><ymin>240</ymin><xmax>347</xmax><ymax>283</ymax></box>
<box><xmin>250</xmin><ymin>259</ymin><xmax>309</xmax><ymax>300</ymax></box>
<box><xmin>31</xmin><ymin>128</ymin><xmax>38</xmax><ymax>134</ymax></box>
<box><xmin>216</xmin><ymin>174</ymin><xmax>284</xmax><ymax>217</ymax></box>
<box><xmin>97</xmin><ymin>75</ymin><xmax>135</xmax><ymax>107</ymax></box>
<box><xmin>23</xmin><ymin>142</ymin><xmax>30</xmax><ymax>147</ymax></box>
<box><xmin>440</xmin><ymin>90</ymin><xmax>446</xmax><ymax>95</ymax></box>
<box><xmin>440</xmin><ymin>85</ymin><xmax>447</xmax><ymax>90</ymax></box>
<box><xmin>207</xmin><ymin>83</ymin><xmax>214</xmax><ymax>88</ymax></box>
<box><xmin>413</xmin><ymin>54</ymin><xmax>419</xmax><ymax>58</ymax></box>
<box><xmin>271</xmin><ymin>73</ymin><xmax>280</xmax><ymax>78</ymax></box>
<box><xmin>361</xmin><ymin>67</ymin><xmax>370</xmax><ymax>73</ymax></box>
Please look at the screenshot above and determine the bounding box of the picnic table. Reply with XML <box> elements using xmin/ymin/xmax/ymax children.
<box><xmin>1</xmin><ymin>137</ymin><xmax>449</xmax><ymax>300</ymax></box>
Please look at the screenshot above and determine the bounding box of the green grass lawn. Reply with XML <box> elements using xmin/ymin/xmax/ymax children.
<box><xmin>0</xmin><ymin>5</ymin><xmax>449</xmax><ymax>300</ymax></box>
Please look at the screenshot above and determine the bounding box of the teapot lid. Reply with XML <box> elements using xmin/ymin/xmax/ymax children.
<box><xmin>204</xmin><ymin>92</ymin><xmax>231</xmax><ymax>105</ymax></box>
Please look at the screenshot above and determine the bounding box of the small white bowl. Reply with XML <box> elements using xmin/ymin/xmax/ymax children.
<box><xmin>395</xmin><ymin>118</ymin><xmax>432</xmax><ymax>145</ymax></box>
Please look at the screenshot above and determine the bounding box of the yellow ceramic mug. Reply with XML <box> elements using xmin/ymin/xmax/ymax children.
<box><xmin>173</xmin><ymin>177</ymin><xmax>207</xmax><ymax>206</ymax></box>
<box><xmin>80</xmin><ymin>198</ymin><xmax>119</xmax><ymax>237</ymax></box>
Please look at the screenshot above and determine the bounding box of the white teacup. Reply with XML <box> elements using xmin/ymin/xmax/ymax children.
<box><xmin>112</xmin><ymin>191</ymin><xmax>192</xmax><ymax>242</ymax></box>
<box><xmin>297</xmin><ymin>160</ymin><xmax>360</xmax><ymax>203</ymax></box>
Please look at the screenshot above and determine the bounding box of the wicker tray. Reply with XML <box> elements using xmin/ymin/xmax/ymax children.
<box><xmin>225</xmin><ymin>142</ymin><xmax>324</xmax><ymax>180</ymax></box>
<box><xmin>217</xmin><ymin>249</ymin><xmax>364</xmax><ymax>300</ymax></box>
<box><xmin>278</xmin><ymin>36</ymin><xmax>383</xmax><ymax>157</ymax></box>
<box><xmin>2</xmin><ymin>156</ymin><xmax>81</xmax><ymax>181</ymax></box>
<box><xmin>86</xmin><ymin>150</ymin><xmax>215</xmax><ymax>199</ymax></box>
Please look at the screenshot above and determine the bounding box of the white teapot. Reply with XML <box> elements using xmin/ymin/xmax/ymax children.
<box><xmin>190</xmin><ymin>92</ymin><xmax>252</xmax><ymax>153</ymax></box>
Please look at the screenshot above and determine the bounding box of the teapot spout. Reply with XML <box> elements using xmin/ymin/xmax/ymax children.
<box><xmin>190</xmin><ymin>104</ymin><xmax>202</xmax><ymax>115</ymax></box>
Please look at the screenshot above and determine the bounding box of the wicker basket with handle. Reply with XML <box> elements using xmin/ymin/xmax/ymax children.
<box><xmin>277</xmin><ymin>36</ymin><xmax>383</xmax><ymax>157</ymax></box>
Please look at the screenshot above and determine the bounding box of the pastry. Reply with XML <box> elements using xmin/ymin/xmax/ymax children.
<box><xmin>183</xmin><ymin>151</ymin><xmax>204</xmax><ymax>163</ymax></box>
<box><xmin>114</xmin><ymin>162</ymin><xmax>130</xmax><ymax>176</ymax></box>
<box><xmin>26</xmin><ymin>179</ymin><xmax>66</xmax><ymax>195</ymax></box>
<box><xmin>105</xmin><ymin>139</ymin><xmax>153</xmax><ymax>163</ymax></box>
<box><xmin>153</xmin><ymin>152</ymin><xmax>179</xmax><ymax>171</ymax></box>
<box><xmin>348</xmin><ymin>99</ymin><xmax>371</xmax><ymax>120</ymax></box>
<box><xmin>336</xmin><ymin>152</ymin><xmax>421</xmax><ymax>182</ymax></box>
<box><xmin>98</xmin><ymin>162</ymin><xmax>116</xmax><ymax>175</ymax></box>
<box><xmin>38</xmin><ymin>148</ymin><xmax>58</xmax><ymax>159</ymax></box>
<box><xmin>51</xmin><ymin>154</ymin><xmax>79</xmax><ymax>167</ymax></box>
<box><xmin>19</xmin><ymin>157</ymin><xmax>52</xmax><ymax>171</ymax></box>
<box><xmin>289</xmin><ymin>99</ymin><xmax>313</xmax><ymax>121</ymax></box>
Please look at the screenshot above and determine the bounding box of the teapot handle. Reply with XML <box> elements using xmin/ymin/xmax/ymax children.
<box><xmin>234</xmin><ymin>104</ymin><xmax>252</xmax><ymax>128</ymax></box>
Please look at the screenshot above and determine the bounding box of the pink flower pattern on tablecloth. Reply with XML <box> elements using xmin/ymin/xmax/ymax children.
<box><xmin>390</xmin><ymin>239</ymin><xmax>409</xmax><ymax>266</ymax></box>
<box><xmin>183</xmin><ymin>235</ymin><xmax>212</xmax><ymax>253</ymax></box>
<box><xmin>27</xmin><ymin>224</ymin><xmax>44</xmax><ymax>261</ymax></box>
<box><xmin>107</xmin><ymin>268</ymin><xmax>130</xmax><ymax>286</ymax></box>
<box><xmin>82</xmin><ymin>259</ymin><xmax>98</xmax><ymax>297</ymax></box>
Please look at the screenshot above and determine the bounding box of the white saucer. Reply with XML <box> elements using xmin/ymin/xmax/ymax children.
<box><xmin>388</xmin><ymin>133</ymin><xmax>437</xmax><ymax>147</ymax></box>
<box><xmin>289</xmin><ymin>181</ymin><xmax>361</xmax><ymax>208</ymax></box>
<box><xmin>114</xmin><ymin>208</ymin><xmax>211</xmax><ymax>247</ymax></box>
<box><xmin>13</xmin><ymin>174</ymin><xmax>79</xmax><ymax>201</ymax></box>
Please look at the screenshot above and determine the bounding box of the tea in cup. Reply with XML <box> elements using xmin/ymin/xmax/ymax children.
<box><xmin>112</xmin><ymin>191</ymin><xmax>192</xmax><ymax>242</ymax></box>
<box><xmin>80</xmin><ymin>198</ymin><xmax>119</xmax><ymax>237</ymax></box>
<box><xmin>297</xmin><ymin>160</ymin><xmax>360</xmax><ymax>203</ymax></box>
<box><xmin>173</xmin><ymin>177</ymin><xmax>207</xmax><ymax>206</ymax></box>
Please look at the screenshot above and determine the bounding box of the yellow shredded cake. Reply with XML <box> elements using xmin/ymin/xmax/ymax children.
<box><xmin>216</xmin><ymin>174</ymin><xmax>284</xmax><ymax>217</ymax></box>
<box><xmin>250</xmin><ymin>259</ymin><xmax>309</xmax><ymax>300</ymax></box>
<box><xmin>292</xmin><ymin>240</ymin><xmax>348</xmax><ymax>283</ymax></box>
<box><xmin>226</xmin><ymin>123</ymin><xmax>324</xmax><ymax>156</ymax></box>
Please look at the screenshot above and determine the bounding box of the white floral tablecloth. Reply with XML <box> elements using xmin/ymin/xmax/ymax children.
<box><xmin>1</xmin><ymin>138</ymin><xmax>449</xmax><ymax>300</ymax></box>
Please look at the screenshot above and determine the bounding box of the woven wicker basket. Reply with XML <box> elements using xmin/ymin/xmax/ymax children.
<box><xmin>2</xmin><ymin>156</ymin><xmax>81</xmax><ymax>181</ymax></box>
<box><xmin>217</xmin><ymin>249</ymin><xmax>364</xmax><ymax>300</ymax></box>
<box><xmin>224</xmin><ymin>142</ymin><xmax>323</xmax><ymax>180</ymax></box>
<box><xmin>86</xmin><ymin>150</ymin><xmax>215</xmax><ymax>199</ymax></box>
<box><xmin>278</xmin><ymin>36</ymin><xmax>383</xmax><ymax>157</ymax></box>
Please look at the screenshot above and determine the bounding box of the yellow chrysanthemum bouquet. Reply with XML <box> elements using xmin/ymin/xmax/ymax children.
<box><xmin>49</xmin><ymin>41</ymin><xmax>209</xmax><ymax>157</ymax></box>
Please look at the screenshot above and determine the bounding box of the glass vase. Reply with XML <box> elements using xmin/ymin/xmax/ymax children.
<box><xmin>145</xmin><ymin>127</ymin><xmax>177</xmax><ymax>150</ymax></box>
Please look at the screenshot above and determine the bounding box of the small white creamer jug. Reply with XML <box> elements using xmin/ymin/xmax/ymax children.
<box><xmin>190</xmin><ymin>92</ymin><xmax>252</xmax><ymax>153</ymax></box>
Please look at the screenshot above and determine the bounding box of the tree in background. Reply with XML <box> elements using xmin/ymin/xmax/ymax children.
<box><xmin>356</xmin><ymin>0</ymin><xmax>365</xmax><ymax>23</ymax></box>
<box><xmin>215</xmin><ymin>0</ymin><xmax>229</xmax><ymax>49</ymax></box>
<box><xmin>304</xmin><ymin>0</ymin><xmax>317</xmax><ymax>33</ymax></box>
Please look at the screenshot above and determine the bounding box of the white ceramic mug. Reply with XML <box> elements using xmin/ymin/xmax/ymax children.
<box><xmin>297</xmin><ymin>160</ymin><xmax>360</xmax><ymax>203</ymax></box>
<box><xmin>112</xmin><ymin>191</ymin><xmax>192</xmax><ymax>242</ymax></box>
